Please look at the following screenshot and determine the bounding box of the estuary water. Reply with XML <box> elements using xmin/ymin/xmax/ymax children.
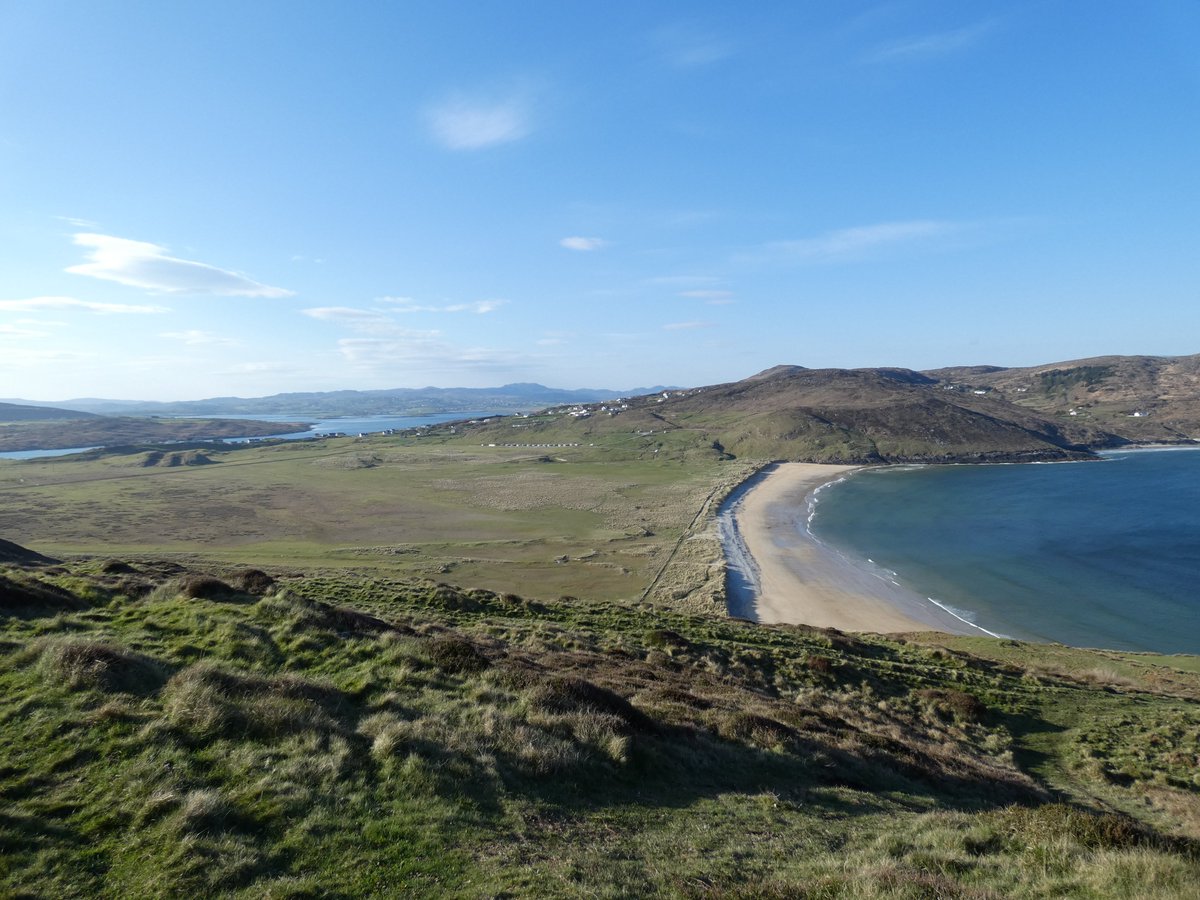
<box><xmin>809</xmin><ymin>448</ymin><xmax>1200</xmax><ymax>654</ymax></box>
<box><xmin>0</xmin><ymin>411</ymin><xmax>499</xmax><ymax>459</ymax></box>
<box><xmin>214</xmin><ymin>411</ymin><xmax>498</xmax><ymax>442</ymax></box>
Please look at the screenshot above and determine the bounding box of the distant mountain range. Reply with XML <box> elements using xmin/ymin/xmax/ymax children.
<box><xmin>1</xmin><ymin>383</ymin><xmax>672</xmax><ymax>418</ymax></box>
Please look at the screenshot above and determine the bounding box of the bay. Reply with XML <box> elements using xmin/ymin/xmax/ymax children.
<box><xmin>809</xmin><ymin>449</ymin><xmax>1200</xmax><ymax>654</ymax></box>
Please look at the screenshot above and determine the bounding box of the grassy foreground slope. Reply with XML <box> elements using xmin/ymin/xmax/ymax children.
<box><xmin>2</xmin><ymin>557</ymin><xmax>1199</xmax><ymax>898</ymax></box>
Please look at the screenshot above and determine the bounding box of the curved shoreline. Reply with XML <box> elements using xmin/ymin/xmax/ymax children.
<box><xmin>718</xmin><ymin>462</ymin><xmax>981</xmax><ymax>635</ymax></box>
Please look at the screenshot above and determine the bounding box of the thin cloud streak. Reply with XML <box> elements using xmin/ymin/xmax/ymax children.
<box><xmin>864</xmin><ymin>21</ymin><xmax>996</xmax><ymax>64</ymax></box>
<box><xmin>160</xmin><ymin>330</ymin><xmax>240</xmax><ymax>346</ymax></box>
<box><xmin>651</xmin><ymin>24</ymin><xmax>735</xmax><ymax>68</ymax></box>
<box><xmin>0</xmin><ymin>296</ymin><xmax>169</xmax><ymax>314</ymax></box>
<box><xmin>302</xmin><ymin>306</ymin><xmax>392</xmax><ymax>324</ymax></box>
<box><xmin>66</xmin><ymin>234</ymin><xmax>294</xmax><ymax>297</ymax></box>
<box><xmin>560</xmin><ymin>236</ymin><xmax>607</xmax><ymax>251</ymax></box>
<box><xmin>678</xmin><ymin>289</ymin><xmax>733</xmax><ymax>300</ymax></box>
<box><xmin>750</xmin><ymin>220</ymin><xmax>963</xmax><ymax>264</ymax></box>
<box><xmin>0</xmin><ymin>324</ymin><xmax>50</xmax><ymax>337</ymax></box>
<box><xmin>337</xmin><ymin>336</ymin><xmax>520</xmax><ymax>376</ymax></box>
<box><xmin>379</xmin><ymin>298</ymin><xmax>506</xmax><ymax>314</ymax></box>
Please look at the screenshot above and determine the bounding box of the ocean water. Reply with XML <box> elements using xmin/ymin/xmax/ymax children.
<box><xmin>809</xmin><ymin>449</ymin><xmax>1200</xmax><ymax>654</ymax></box>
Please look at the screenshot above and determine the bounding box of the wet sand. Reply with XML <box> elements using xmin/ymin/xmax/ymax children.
<box><xmin>719</xmin><ymin>463</ymin><xmax>976</xmax><ymax>635</ymax></box>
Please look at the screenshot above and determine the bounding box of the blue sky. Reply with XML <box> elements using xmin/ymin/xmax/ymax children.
<box><xmin>1</xmin><ymin>1</ymin><xmax>1198</xmax><ymax>401</ymax></box>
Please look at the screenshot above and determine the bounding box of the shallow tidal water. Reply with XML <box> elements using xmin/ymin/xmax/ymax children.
<box><xmin>809</xmin><ymin>448</ymin><xmax>1200</xmax><ymax>654</ymax></box>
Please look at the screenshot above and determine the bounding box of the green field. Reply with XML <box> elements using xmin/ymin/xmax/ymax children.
<box><xmin>0</xmin><ymin>431</ymin><xmax>749</xmax><ymax>609</ymax></box>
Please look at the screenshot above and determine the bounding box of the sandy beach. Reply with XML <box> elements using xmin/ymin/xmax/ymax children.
<box><xmin>719</xmin><ymin>463</ymin><xmax>976</xmax><ymax>635</ymax></box>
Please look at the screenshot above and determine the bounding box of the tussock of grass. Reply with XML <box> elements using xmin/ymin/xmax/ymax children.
<box><xmin>36</xmin><ymin>636</ymin><xmax>168</xmax><ymax>695</ymax></box>
<box><xmin>524</xmin><ymin>674</ymin><xmax>655</xmax><ymax>734</ymax></box>
<box><xmin>229</xmin><ymin>568</ymin><xmax>274</xmax><ymax>594</ymax></box>
<box><xmin>425</xmin><ymin>634</ymin><xmax>491</xmax><ymax>673</ymax></box>
<box><xmin>916</xmin><ymin>688</ymin><xmax>989</xmax><ymax>723</ymax></box>
<box><xmin>988</xmin><ymin>803</ymin><xmax>1198</xmax><ymax>856</ymax></box>
<box><xmin>0</xmin><ymin>572</ymin><xmax>88</xmax><ymax>615</ymax></box>
<box><xmin>162</xmin><ymin>663</ymin><xmax>346</xmax><ymax>740</ymax></box>
<box><xmin>178</xmin><ymin>574</ymin><xmax>237</xmax><ymax>601</ymax></box>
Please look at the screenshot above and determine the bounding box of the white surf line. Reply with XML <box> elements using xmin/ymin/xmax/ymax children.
<box><xmin>926</xmin><ymin>598</ymin><xmax>1006</xmax><ymax>638</ymax></box>
<box><xmin>804</xmin><ymin>470</ymin><xmax>1005</xmax><ymax>638</ymax></box>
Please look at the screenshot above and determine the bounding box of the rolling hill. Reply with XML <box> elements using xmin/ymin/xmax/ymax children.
<box><xmin>467</xmin><ymin>365</ymin><xmax>1120</xmax><ymax>463</ymax></box>
<box><xmin>925</xmin><ymin>353</ymin><xmax>1200</xmax><ymax>443</ymax></box>
<box><xmin>0</xmin><ymin>401</ymin><xmax>96</xmax><ymax>422</ymax></box>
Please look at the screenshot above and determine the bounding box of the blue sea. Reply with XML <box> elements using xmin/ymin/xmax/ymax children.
<box><xmin>809</xmin><ymin>449</ymin><xmax>1200</xmax><ymax>654</ymax></box>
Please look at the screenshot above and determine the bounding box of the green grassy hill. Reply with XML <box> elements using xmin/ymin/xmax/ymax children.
<box><xmin>2</xmin><ymin>553</ymin><xmax>1198</xmax><ymax>897</ymax></box>
<box><xmin>926</xmin><ymin>354</ymin><xmax>1200</xmax><ymax>444</ymax></box>
<box><xmin>465</xmin><ymin>366</ymin><xmax>1113</xmax><ymax>463</ymax></box>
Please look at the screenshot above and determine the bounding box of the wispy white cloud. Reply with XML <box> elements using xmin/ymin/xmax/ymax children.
<box><xmin>66</xmin><ymin>233</ymin><xmax>294</xmax><ymax>297</ymax></box>
<box><xmin>379</xmin><ymin>297</ymin><xmax>506</xmax><ymax>314</ymax></box>
<box><xmin>220</xmin><ymin>361</ymin><xmax>299</xmax><ymax>376</ymax></box>
<box><xmin>336</xmin><ymin>336</ymin><xmax>517</xmax><ymax>374</ymax></box>
<box><xmin>646</xmin><ymin>274</ymin><xmax>721</xmax><ymax>287</ymax></box>
<box><xmin>55</xmin><ymin>215</ymin><xmax>99</xmax><ymax>228</ymax></box>
<box><xmin>536</xmin><ymin>330</ymin><xmax>574</xmax><ymax>347</ymax></box>
<box><xmin>0</xmin><ymin>324</ymin><xmax>50</xmax><ymax>337</ymax></box>
<box><xmin>426</xmin><ymin>91</ymin><xmax>532</xmax><ymax>150</ymax></box>
<box><xmin>752</xmin><ymin>220</ymin><xmax>962</xmax><ymax>264</ymax></box>
<box><xmin>559</xmin><ymin>236</ymin><xmax>608</xmax><ymax>252</ymax></box>
<box><xmin>159</xmin><ymin>330</ymin><xmax>240</xmax><ymax>346</ymax></box>
<box><xmin>863</xmin><ymin>21</ymin><xmax>996</xmax><ymax>64</ymax></box>
<box><xmin>302</xmin><ymin>306</ymin><xmax>392</xmax><ymax>324</ymax></box>
<box><xmin>651</xmin><ymin>24</ymin><xmax>734</xmax><ymax>68</ymax></box>
<box><xmin>663</xmin><ymin>321</ymin><xmax>714</xmax><ymax>331</ymax></box>
<box><xmin>0</xmin><ymin>296</ymin><xmax>169</xmax><ymax>314</ymax></box>
<box><xmin>678</xmin><ymin>289</ymin><xmax>734</xmax><ymax>301</ymax></box>
<box><xmin>0</xmin><ymin>346</ymin><xmax>96</xmax><ymax>367</ymax></box>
